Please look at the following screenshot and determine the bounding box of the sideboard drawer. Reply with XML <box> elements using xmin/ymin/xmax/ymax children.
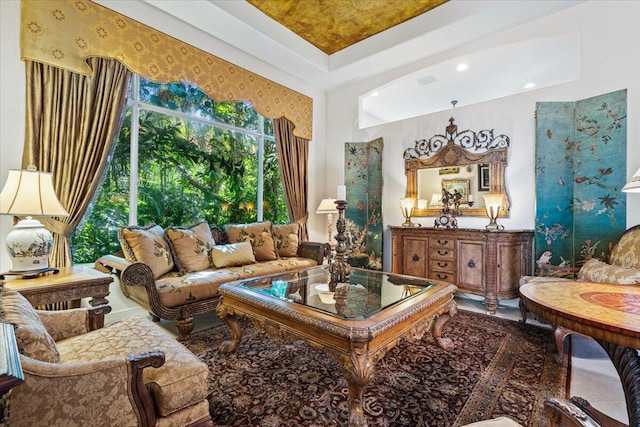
<box><xmin>431</xmin><ymin>271</ymin><xmax>455</xmax><ymax>282</ymax></box>
<box><xmin>430</xmin><ymin>238</ymin><xmax>454</xmax><ymax>250</ymax></box>
<box><xmin>430</xmin><ymin>247</ymin><xmax>454</xmax><ymax>260</ymax></box>
<box><xmin>430</xmin><ymin>259</ymin><xmax>455</xmax><ymax>272</ymax></box>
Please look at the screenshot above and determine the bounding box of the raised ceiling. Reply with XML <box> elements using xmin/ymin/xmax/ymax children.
<box><xmin>245</xmin><ymin>0</ymin><xmax>449</xmax><ymax>55</ymax></box>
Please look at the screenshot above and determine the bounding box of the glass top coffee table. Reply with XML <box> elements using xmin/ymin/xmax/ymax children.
<box><xmin>216</xmin><ymin>265</ymin><xmax>458</xmax><ymax>427</ymax></box>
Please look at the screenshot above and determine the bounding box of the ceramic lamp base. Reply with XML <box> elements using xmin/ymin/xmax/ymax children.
<box><xmin>5</xmin><ymin>217</ymin><xmax>53</xmax><ymax>272</ymax></box>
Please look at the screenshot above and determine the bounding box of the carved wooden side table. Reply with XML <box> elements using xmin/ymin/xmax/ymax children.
<box><xmin>2</xmin><ymin>264</ymin><xmax>113</xmax><ymax>328</ymax></box>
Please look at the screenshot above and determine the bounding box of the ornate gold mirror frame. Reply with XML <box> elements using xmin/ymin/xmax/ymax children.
<box><xmin>404</xmin><ymin>118</ymin><xmax>510</xmax><ymax>217</ymax></box>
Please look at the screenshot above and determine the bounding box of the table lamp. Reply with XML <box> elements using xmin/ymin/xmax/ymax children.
<box><xmin>400</xmin><ymin>197</ymin><xmax>418</xmax><ymax>227</ymax></box>
<box><xmin>0</xmin><ymin>166</ymin><xmax>69</xmax><ymax>276</ymax></box>
<box><xmin>622</xmin><ymin>168</ymin><xmax>640</xmax><ymax>193</ymax></box>
<box><xmin>316</xmin><ymin>198</ymin><xmax>338</xmax><ymax>244</ymax></box>
<box><xmin>483</xmin><ymin>193</ymin><xmax>505</xmax><ymax>230</ymax></box>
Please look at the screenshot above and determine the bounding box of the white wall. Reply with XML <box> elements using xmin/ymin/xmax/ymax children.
<box><xmin>326</xmin><ymin>0</ymin><xmax>640</xmax><ymax>271</ymax></box>
<box><xmin>0</xmin><ymin>0</ymin><xmax>329</xmax><ymax>272</ymax></box>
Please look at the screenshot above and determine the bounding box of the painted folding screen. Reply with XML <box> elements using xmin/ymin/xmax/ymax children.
<box><xmin>344</xmin><ymin>138</ymin><xmax>383</xmax><ymax>270</ymax></box>
<box><xmin>535</xmin><ymin>89</ymin><xmax>627</xmax><ymax>268</ymax></box>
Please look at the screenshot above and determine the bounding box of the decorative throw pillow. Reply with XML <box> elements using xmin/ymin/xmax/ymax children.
<box><xmin>118</xmin><ymin>224</ymin><xmax>174</xmax><ymax>279</ymax></box>
<box><xmin>2</xmin><ymin>287</ymin><xmax>60</xmax><ymax>363</ymax></box>
<box><xmin>165</xmin><ymin>222</ymin><xmax>215</xmax><ymax>273</ymax></box>
<box><xmin>225</xmin><ymin>221</ymin><xmax>277</xmax><ymax>261</ymax></box>
<box><xmin>273</xmin><ymin>223</ymin><xmax>300</xmax><ymax>258</ymax></box>
<box><xmin>608</xmin><ymin>229</ymin><xmax>640</xmax><ymax>269</ymax></box>
<box><xmin>210</xmin><ymin>242</ymin><xmax>256</xmax><ymax>268</ymax></box>
<box><xmin>577</xmin><ymin>258</ymin><xmax>640</xmax><ymax>284</ymax></box>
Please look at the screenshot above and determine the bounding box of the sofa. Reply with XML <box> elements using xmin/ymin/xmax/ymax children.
<box><xmin>97</xmin><ymin>221</ymin><xmax>328</xmax><ymax>339</ymax></box>
<box><xmin>519</xmin><ymin>224</ymin><xmax>640</xmax><ymax>358</ymax></box>
<box><xmin>1</xmin><ymin>286</ymin><xmax>212</xmax><ymax>427</ymax></box>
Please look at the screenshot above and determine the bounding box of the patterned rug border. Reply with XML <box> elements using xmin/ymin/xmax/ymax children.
<box><xmin>184</xmin><ymin>309</ymin><xmax>570</xmax><ymax>427</ymax></box>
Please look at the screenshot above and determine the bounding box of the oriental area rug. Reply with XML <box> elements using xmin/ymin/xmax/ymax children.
<box><xmin>183</xmin><ymin>310</ymin><xmax>569</xmax><ymax>427</ymax></box>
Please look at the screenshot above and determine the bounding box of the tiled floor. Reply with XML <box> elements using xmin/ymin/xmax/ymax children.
<box><xmin>110</xmin><ymin>293</ymin><xmax>629</xmax><ymax>425</ymax></box>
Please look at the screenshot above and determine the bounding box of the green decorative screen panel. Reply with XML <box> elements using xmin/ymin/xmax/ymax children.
<box><xmin>344</xmin><ymin>138</ymin><xmax>383</xmax><ymax>270</ymax></box>
<box><xmin>535</xmin><ymin>89</ymin><xmax>627</xmax><ymax>268</ymax></box>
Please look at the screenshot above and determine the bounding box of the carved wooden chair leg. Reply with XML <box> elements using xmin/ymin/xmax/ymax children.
<box><xmin>176</xmin><ymin>317</ymin><xmax>195</xmax><ymax>340</ymax></box>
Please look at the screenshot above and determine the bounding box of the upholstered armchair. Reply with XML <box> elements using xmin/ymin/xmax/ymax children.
<box><xmin>2</xmin><ymin>287</ymin><xmax>212</xmax><ymax>427</ymax></box>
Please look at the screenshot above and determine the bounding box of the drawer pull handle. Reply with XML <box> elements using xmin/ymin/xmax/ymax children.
<box><xmin>437</xmin><ymin>261</ymin><xmax>448</xmax><ymax>267</ymax></box>
<box><xmin>437</xmin><ymin>250</ymin><xmax>448</xmax><ymax>256</ymax></box>
<box><xmin>412</xmin><ymin>254</ymin><xmax>420</xmax><ymax>262</ymax></box>
<box><xmin>467</xmin><ymin>260</ymin><xmax>476</xmax><ymax>268</ymax></box>
<box><xmin>438</xmin><ymin>239</ymin><xmax>448</xmax><ymax>245</ymax></box>
<box><xmin>437</xmin><ymin>273</ymin><xmax>448</xmax><ymax>280</ymax></box>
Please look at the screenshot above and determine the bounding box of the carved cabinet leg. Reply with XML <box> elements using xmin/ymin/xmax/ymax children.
<box><xmin>216</xmin><ymin>304</ymin><xmax>242</xmax><ymax>353</ymax></box>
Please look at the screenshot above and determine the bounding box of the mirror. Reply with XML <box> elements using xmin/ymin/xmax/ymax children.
<box><xmin>404</xmin><ymin>118</ymin><xmax>510</xmax><ymax>217</ymax></box>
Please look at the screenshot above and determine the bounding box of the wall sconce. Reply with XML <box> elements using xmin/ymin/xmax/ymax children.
<box><xmin>400</xmin><ymin>197</ymin><xmax>419</xmax><ymax>227</ymax></box>
<box><xmin>0</xmin><ymin>166</ymin><xmax>69</xmax><ymax>277</ymax></box>
<box><xmin>316</xmin><ymin>198</ymin><xmax>338</xmax><ymax>244</ymax></box>
<box><xmin>483</xmin><ymin>193</ymin><xmax>505</xmax><ymax>230</ymax></box>
<box><xmin>622</xmin><ymin>168</ymin><xmax>640</xmax><ymax>193</ymax></box>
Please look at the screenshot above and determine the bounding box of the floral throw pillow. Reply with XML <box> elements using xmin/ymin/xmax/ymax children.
<box><xmin>118</xmin><ymin>224</ymin><xmax>175</xmax><ymax>279</ymax></box>
<box><xmin>2</xmin><ymin>287</ymin><xmax>60</xmax><ymax>363</ymax></box>
<box><xmin>226</xmin><ymin>221</ymin><xmax>277</xmax><ymax>261</ymax></box>
<box><xmin>273</xmin><ymin>223</ymin><xmax>300</xmax><ymax>258</ymax></box>
<box><xmin>165</xmin><ymin>222</ymin><xmax>215</xmax><ymax>273</ymax></box>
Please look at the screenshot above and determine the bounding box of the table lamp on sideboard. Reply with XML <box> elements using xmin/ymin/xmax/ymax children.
<box><xmin>0</xmin><ymin>166</ymin><xmax>69</xmax><ymax>278</ymax></box>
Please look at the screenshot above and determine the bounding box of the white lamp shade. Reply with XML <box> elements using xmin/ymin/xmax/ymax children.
<box><xmin>430</xmin><ymin>193</ymin><xmax>442</xmax><ymax>207</ymax></box>
<box><xmin>0</xmin><ymin>169</ymin><xmax>69</xmax><ymax>216</ymax></box>
<box><xmin>622</xmin><ymin>168</ymin><xmax>640</xmax><ymax>193</ymax></box>
<box><xmin>316</xmin><ymin>198</ymin><xmax>338</xmax><ymax>214</ymax></box>
<box><xmin>400</xmin><ymin>197</ymin><xmax>416</xmax><ymax>210</ymax></box>
<box><xmin>483</xmin><ymin>193</ymin><xmax>504</xmax><ymax>216</ymax></box>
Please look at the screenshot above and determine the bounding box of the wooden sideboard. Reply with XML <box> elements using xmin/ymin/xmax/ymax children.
<box><xmin>390</xmin><ymin>226</ymin><xmax>534</xmax><ymax>313</ymax></box>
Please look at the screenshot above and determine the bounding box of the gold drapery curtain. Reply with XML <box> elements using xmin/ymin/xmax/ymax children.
<box><xmin>20</xmin><ymin>0</ymin><xmax>313</xmax><ymax>139</ymax></box>
<box><xmin>274</xmin><ymin>118</ymin><xmax>309</xmax><ymax>241</ymax></box>
<box><xmin>23</xmin><ymin>58</ymin><xmax>132</xmax><ymax>267</ymax></box>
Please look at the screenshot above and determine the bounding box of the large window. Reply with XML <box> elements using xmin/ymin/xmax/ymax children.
<box><xmin>71</xmin><ymin>76</ymin><xmax>287</xmax><ymax>263</ymax></box>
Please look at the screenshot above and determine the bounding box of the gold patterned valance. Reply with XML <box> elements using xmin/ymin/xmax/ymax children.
<box><xmin>20</xmin><ymin>0</ymin><xmax>313</xmax><ymax>139</ymax></box>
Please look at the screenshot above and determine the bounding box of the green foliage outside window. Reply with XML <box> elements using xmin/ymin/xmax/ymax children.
<box><xmin>71</xmin><ymin>78</ymin><xmax>287</xmax><ymax>264</ymax></box>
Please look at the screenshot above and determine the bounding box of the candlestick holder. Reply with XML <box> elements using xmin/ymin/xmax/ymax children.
<box><xmin>328</xmin><ymin>199</ymin><xmax>351</xmax><ymax>292</ymax></box>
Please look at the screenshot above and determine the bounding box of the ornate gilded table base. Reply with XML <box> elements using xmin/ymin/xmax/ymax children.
<box><xmin>217</xmin><ymin>281</ymin><xmax>457</xmax><ymax>427</ymax></box>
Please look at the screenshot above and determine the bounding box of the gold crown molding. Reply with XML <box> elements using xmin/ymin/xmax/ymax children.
<box><xmin>20</xmin><ymin>0</ymin><xmax>313</xmax><ymax>139</ymax></box>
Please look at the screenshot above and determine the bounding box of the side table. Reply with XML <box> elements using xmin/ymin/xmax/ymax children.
<box><xmin>2</xmin><ymin>265</ymin><xmax>113</xmax><ymax>329</ymax></box>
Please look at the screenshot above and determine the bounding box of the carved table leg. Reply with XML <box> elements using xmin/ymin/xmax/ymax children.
<box><xmin>432</xmin><ymin>312</ymin><xmax>455</xmax><ymax>351</ymax></box>
<box><xmin>216</xmin><ymin>304</ymin><xmax>242</xmax><ymax>353</ymax></box>
<box><xmin>519</xmin><ymin>298</ymin><xmax>528</xmax><ymax>323</ymax></box>
<box><xmin>597</xmin><ymin>340</ymin><xmax>640</xmax><ymax>427</ymax></box>
<box><xmin>553</xmin><ymin>326</ymin><xmax>573</xmax><ymax>364</ymax></box>
<box><xmin>342</xmin><ymin>344</ymin><xmax>375</xmax><ymax>427</ymax></box>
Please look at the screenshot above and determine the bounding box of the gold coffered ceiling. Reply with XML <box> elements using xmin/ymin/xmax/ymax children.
<box><xmin>245</xmin><ymin>0</ymin><xmax>449</xmax><ymax>55</ymax></box>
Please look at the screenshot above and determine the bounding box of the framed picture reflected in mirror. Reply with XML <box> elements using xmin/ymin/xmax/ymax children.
<box><xmin>442</xmin><ymin>179</ymin><xmax>470</xmax><ymax>203</ymax></box>
<box><xmin>478</xmin><ymin>164</ymin><xmax>490</xmax><ymax>191</ymax></box>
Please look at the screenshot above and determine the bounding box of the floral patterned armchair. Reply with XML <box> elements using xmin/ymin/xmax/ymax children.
<box><xmin>1</xmin><ymin>286</ymin><xmax>212</xmax><ymax>427</ymax></box>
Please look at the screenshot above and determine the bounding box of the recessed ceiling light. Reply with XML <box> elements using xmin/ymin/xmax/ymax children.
<box><xmin>456</xmin><ymin>63</ymin><xmax>469</xmax><ymax>71</ymax></box>
<box><xmin>524</xmin><ymin>82</ymin><xmax>536</xmax><ymax>89</ymax></box>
